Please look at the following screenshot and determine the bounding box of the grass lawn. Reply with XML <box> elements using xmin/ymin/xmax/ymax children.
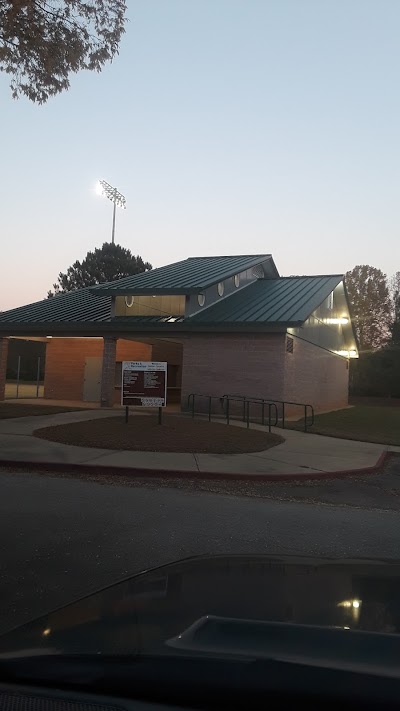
<box><xmin>0</xmin><ymin>404</ymin><xmax>86</xmax><ymax>419</ymax></box>
<box><xmin>34</xmin><ymin>415</ymin><xmax>284</xmax><ymax>453</ymax></box>
<box><xmin>291</xmin><ymin>406</ymin><xmax>400</xmax><ymax>446</ymax></box>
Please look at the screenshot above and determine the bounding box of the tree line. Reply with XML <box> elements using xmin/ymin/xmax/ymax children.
<box><xmin>345</xmin><ymin>265</ymin><xmax>400</xmax><ymax>351</ymax></box>
<box><xmin>345</xmin><ymin>265</ymin><xmax>400</xmax><ymax>399</ymax></box>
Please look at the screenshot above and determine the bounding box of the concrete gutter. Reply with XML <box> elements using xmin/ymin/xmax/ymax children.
<box><xmin>0</xmin><ymin>450</ymin><xmax>390</xmax><ymax>483</ymax></box>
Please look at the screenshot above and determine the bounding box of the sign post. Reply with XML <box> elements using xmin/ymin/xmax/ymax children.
<box><xmin>121</xmin><ymin>361</ymin><xmax>167</xmax><ymax>423</ymax></box>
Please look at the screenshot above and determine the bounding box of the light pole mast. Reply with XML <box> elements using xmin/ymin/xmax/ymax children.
<box><xmin>97</xmin><ymin>180</ymin><xmax>126</xmax><ymax>244</ymax></box>
<box><xmin>111</xmin><ymin>192</ymin><xmax>117</xmax><ymax>245</ymax></box>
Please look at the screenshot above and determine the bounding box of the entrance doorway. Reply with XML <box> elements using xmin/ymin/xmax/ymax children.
<box><xmin>83</xmin><ymin>357</ymin><xmax>102</xmax><ymax>402</ymax></box>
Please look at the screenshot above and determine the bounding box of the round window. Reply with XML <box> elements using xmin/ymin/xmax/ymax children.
<box><xmin>197</xmin><ymin>293</ymin><xmax>205</xmax><ymax>307</ymax></box>
<box><xmin>234</xmin><ymin>274</ymin><xmax>240</xmax><ymax>288</ymax></box>
<box><xmin>217</xmin><ymin>282</ymin><xmax>224</xmax><ymax>296</ymax></box>
<box><xmin>125</xmin><ymin>295</ymin><xmax>134</xmax><ymax>308</ymax></box>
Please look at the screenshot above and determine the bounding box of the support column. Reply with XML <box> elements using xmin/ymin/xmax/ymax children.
<box><xmin>100</xmin><ymin>336</ymin><xmax>117</xmax><ymax>407</ymax></box>
<box><xmin>0</xmin><ymin>337</ymin><xmax>9</xmax><ymax>401</ymax></box>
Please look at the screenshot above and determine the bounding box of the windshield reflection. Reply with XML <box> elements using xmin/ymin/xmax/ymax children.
<box><xmin>2</xmin><ymin>554</ymin><xmax>400</xmax><ymax>657</ymax></box>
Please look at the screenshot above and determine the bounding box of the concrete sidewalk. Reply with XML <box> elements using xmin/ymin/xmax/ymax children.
<box><xmin>0</xmin><ymin>408</ymin><xmax>397</xmax><ymax>479</ymax></box>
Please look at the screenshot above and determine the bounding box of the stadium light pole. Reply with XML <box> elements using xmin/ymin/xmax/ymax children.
<box><xmin>96</xmin><ymin>180</ymin><xmax>126</xmax><ymax>244</ymax></box>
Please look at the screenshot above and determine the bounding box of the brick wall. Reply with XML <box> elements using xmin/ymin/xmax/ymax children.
<box><xmin>152</xmin><ymin>340</ymin><xmax>184</xmax><ymax>403</ymax></box>
<box><xmin>0</xmin><ymin>338</ymin><xmax>9</xmax><ymax>401</ymax></box>
<box><xmin>151</xmin><ymin>340</ymin><xmax>183</xmax><ymax>365</ymax></box>
<box><xmin>180</xmin><ymin>333</ymin><xmax>286</xmax><ymax>412</ymax></box>
<box><xmin>44</xmin><ymin>338</ymin><xmax>151</xmax><ymax>401</ymax></box>
<box><xmin>42</xmin><ymin>333</ymin><xmax>349</xmax><ymax>411</ymax></box>
<box><xmin>283</xmin><ymin>335</ymin><xmax>349</xmax><ymax>414</ymax></box>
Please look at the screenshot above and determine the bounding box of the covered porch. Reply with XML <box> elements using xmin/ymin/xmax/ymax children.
<box><xmin>0</xmin><ymin>334</ymin><xmax>184</xmax><ymax>409</ymax></box>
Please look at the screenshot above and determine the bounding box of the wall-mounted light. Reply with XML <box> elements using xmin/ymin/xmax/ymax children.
<box><xmin>325</xmin><ymin>317</ymin><xmax>349</xmax><ymax>325</ymax></box>
<box><xmin>336</xmin><ymin>349</ymin><xmax>358</xmax><ymax>358</ymax></box>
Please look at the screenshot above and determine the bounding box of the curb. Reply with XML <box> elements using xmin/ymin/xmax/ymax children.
<box><xmin>0</xmin><ymin>450</ymin><xmax>390</xmax><ymax>483</ymax></box>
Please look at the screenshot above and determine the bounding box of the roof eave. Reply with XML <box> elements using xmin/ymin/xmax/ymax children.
<box><xmin>0</xmin><ymin>319</ymin><xmax>296</xmax><ymax>337</ymax></box>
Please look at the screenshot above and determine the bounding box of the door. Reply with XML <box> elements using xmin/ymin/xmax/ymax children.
<box><xmin>83</xmin><ymin>357</ymin><xmax>102</xmax><ymax>402</ymax></box>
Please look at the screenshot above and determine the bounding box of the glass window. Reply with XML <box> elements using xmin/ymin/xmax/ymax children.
<box><xmin>217</xmin><ymin>282</ymin><xmax>224</xmax><ymax>296</ymax></box>
<box><xmin>197</xmin><ymin>293</ymin><xmax>205</xmax><ymax>307</ymax></box>
<box><xmin>125</xmin><ymin>295</ymin><xmax>134</xmax><ymax>308</ymax></box>
<box><xmin>234</xmin><ymin>274</ymin><xmax>240</xmax><ymax>288</ymax></box>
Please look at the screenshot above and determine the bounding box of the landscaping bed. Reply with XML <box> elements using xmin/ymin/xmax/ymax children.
<box><xmin>0</xmin><ymin>404</ymin><xmax>87</xmax><ymax>419</ymax></box>
<box><xmin>34</xmin><ymin>415</ymin><xmax>284</xmax><ymax>453</ymax></box>
<box><xmin>290</xmin><ymin>406</ymin><xmax>400</xmax><ymax>446</ymax></box>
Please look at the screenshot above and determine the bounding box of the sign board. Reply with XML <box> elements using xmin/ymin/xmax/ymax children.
<box><xmin>121</xmin><ymin>361</ymin><xmax>167</xmax><ymax>407</ymax></box>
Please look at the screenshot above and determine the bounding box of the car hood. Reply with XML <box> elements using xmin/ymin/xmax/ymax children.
<box><xmin>2</xmin><ymin>553</ymin><xmax>400</xmax><ymax>657</ymax></box>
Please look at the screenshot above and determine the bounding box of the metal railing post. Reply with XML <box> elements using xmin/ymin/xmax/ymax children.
<box><xmin>208</xmin><ymin>396</ymin><xmax>212</xmax><ymax>422</ymax></box>
<box><xmin>226</xmin><ymin>397</ymin><xmax>230</xmax><ymax>425</ymax></box>
<box><xmin>282</xmin><ymin>401</ymin><xmax>285</xmax><ymax>429</ymax></box>
<box><xmin>261</xmin><ymin>401</ymin><xmax>265</xmax><ymax>427</ymax></box>
<box><xmin>268</xmin><ymin>403</ymin><xmax>272</xmax><ymax>432</ymax></box>
<box><xmin>246</xmin><ymin>400</ymin><xmax>250</xmax><ymax>428</ymax></box>
<box><xmin>191</xmin><ymin>394</ymin><xmax>195</xmax><ymax>418</ymax></box>
<box><xmin>304</xmin><ymin>404</ymin><xmax>307</xmax><ymax>432</ymax></box>
<box><xmin>243</xmin><ymin>398</ymin><xmax>246</xmax><ymax>422</ymax></box>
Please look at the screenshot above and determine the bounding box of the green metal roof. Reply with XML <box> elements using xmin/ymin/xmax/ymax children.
<box><xmin>0</xmin><ymin>288</ymin><xmax>112</xmax><ymax>324</ymax></box>
<box><xmin>90</xmin><ymin>255</ymin><xmax>277</xmax><ymax>295</ymax></box>
<box><xmin>0</xmin><ymin>274</ymin><xmax>343</xmax><ymax>334</ymax></box>
<box><xmin>188</xmin><ymin>276</ymin><xmax>344</xmax><ymax>325</ymax></box>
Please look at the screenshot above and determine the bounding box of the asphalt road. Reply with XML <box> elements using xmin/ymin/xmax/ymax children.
<box><xmin>2</xmin><ymin>466</ymin><xmax>400</xmax><ymax>636</ymax></box>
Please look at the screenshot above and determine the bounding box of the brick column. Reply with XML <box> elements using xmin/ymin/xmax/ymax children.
<box><xmin>0</xmin><ymin>337</ymin><xmax>9</xmax><ymax>401</ymax></box>
<box><xmin>100</xmin><ymin>337</ymin><xmax>117</xmax><ymax>407</ymax></box>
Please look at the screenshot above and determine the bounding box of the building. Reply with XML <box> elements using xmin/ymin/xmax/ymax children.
<box><xmin>0</xmin><ymin>254</ymin><xmax>358</xmax><ymax>414</ymax></box>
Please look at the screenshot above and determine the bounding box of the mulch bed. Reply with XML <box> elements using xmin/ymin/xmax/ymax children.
<box><xmin>33</xmin><ymin>415</ymin><xmax>284</xmax><ymax>454</ymax></box>
<box><xmin>0</xmin><ymin>404</ymin><xmax>86</xmax><ymax>419</ymax></box>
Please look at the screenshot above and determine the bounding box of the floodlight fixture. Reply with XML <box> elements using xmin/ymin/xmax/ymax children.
<box><xmin>96</xmin><ymin>179</ymin><xmax>126</xmax><ymax>244</ymax></box>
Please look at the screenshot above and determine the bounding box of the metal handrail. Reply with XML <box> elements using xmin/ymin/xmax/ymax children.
<box><xmin>222</xmin><ymin>394</ymin><xmax>314</xmax><ymax>432</ymax></box>
<box><xmin>221</xmin><ymin>394</ymin><xmax>279</xmax><ymax>426</ymax></box>
<box><xmin>187</xmin><ymin>393</ymin><xmax>277</xmax><ymax>432</ymax></box>
<box><xmin>220</xmin><ymin>394</ymin><xmax>278</xmax><ymax>427</ymax></box>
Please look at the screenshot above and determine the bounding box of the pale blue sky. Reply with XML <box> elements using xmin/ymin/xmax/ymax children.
<box><xmin>0</xmin><ymin>0</ymin><xmax>399</xmax><ymax>310</ymax></box>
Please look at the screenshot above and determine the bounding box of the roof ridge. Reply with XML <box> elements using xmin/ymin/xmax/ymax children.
<box><xmin>186</xmin><ymin>254</ymin><xmax>270</xmax><ymax>260</ymax></box>
<box><xmin>279</xmin><ymin>274</ymin><xmax>344</xmax><ymax>280</ymax></box>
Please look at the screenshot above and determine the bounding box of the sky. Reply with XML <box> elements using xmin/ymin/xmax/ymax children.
<box><xmin>0</xmin><ymin>0</ymin><xmax>399</xmax><ymax>310</ymax></box>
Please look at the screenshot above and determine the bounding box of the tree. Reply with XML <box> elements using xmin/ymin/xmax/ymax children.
<box><xmin>345</xmin><ymin>265</ymin><xmax>392</xmax><ymax>351</ymax></box>
<box><xmin>47</xmin><ymin>242</ymin><xmax>152</xmax><ymax>297</ymax></box>
<box><xmin>389</xmin><ymin>271</ymin><xmax>400</xmax><ymax>346</ymax></box>
<box><xmin>0</xmin><ymin>0</ymin><xmax>126</xmax><ymax>104</ymax></box>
